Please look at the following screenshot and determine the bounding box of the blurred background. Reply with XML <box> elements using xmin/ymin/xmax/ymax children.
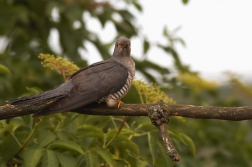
<box><xmin>1</xmin><ymin>0</ymin><xmax>252</xmax><ymax>166</ymax></box>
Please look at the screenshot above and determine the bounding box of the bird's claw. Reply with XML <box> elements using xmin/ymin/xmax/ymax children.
<box><xmin>117</xmin><ymin>100</ymin><xmax>124</xmax><ymax>108</ymax></box>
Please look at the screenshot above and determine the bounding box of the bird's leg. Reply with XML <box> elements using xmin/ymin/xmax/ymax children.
<box><xmin>117</xmin><ymin>100</ymin><xmax>124</xmax><ymax>108</ymax></box>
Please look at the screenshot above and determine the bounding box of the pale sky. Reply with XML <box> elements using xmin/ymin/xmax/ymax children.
<box><xmin>82</xmin><ymin>0</ymin><xmax>252</xmax><ymax>83</ymax></box>
<box><xmin>137</xmin><ymin>0</ymin><xmax>252</xmax><ymax>82</ymax></box>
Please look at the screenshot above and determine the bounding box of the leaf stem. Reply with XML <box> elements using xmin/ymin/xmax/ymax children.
<box><xmin>105</xmin><ymin>116</ymin><xmax>127</xmax><ymax>148</ymax></box>
<box><xmin>10</xmin><ymin>132</ymin><xmax>22</xmax><ymax>147</ymax></box>
<box><xmin>16</xmin><ymin>118</ymin><xmax>41</xmax><ymax>154</ymax></box>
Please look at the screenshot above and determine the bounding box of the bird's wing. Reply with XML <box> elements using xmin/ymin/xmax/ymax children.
<box><xmin>34</xmin><ymin>60</ymin><xmax>128</xmax><ymax>116</ymax></box>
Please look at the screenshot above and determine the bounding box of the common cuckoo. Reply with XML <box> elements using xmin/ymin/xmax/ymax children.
<box><xmin>11</xmin><ymin>37</ymin><xmax>135</xmax><ymax>116</ymax></box>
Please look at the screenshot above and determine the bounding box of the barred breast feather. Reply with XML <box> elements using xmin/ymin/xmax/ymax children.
<box><xmin>99</xmin><ymin>71</ymin><xmax>133</xmax><ymax>106</ymax></box>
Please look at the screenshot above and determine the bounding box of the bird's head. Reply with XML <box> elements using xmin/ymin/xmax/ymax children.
<box><xmin>113</xmin><ymin>37</ymin><xmax>131</xmax><ymax>57</ymax></box>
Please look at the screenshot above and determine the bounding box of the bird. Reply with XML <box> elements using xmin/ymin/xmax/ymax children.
<box><xmin>10</xmin><ymin>37</ymin><xmax>135</xmax><ymax>116</ymax></box>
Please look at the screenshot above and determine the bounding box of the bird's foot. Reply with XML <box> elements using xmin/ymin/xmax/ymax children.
<box><xmin>117</xmin><ymin>100</ymin><xmax>124</xmax><ymax>108</ymax></box>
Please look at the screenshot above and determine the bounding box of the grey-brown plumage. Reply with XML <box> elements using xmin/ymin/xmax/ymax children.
<box><xmin>11</xmin><ymin>37</ymin><xmax>135</xmax><ymax>116</ymax></box>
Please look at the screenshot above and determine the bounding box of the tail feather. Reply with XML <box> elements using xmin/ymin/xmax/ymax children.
<box><xmin>10</xmin><ymin>91</ymin><xmax>65</xmax><ymax>105</ymax></box>
<box><xmin>10</xmin><ymin>81</ymin><xmax>73</xmax><ymax>106</ymax></box>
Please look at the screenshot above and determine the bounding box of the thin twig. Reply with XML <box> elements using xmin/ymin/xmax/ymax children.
<box><xmin>148</xmin><ymin>101</ymin><xmax>180</xmax><ymax>162</ymax></box>
<box><xmin>158</xmin><ymin>123</ymin><xmax>180</xmax><ymax>162</ymax></box>
<box><xmin>16</xmin><ymin>118</ymin><xmax>41</xmax><ymax>155</ymax></box>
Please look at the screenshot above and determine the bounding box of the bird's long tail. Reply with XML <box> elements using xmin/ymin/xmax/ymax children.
<box><xmin>10</xmin><ymin>81</ymin><xmax>72</xmax><ymax>106</ymax></box>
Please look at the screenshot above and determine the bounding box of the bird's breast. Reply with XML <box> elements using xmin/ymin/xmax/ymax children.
<box><xmin>99</xmin><ymin>71</ymin><xmax>133</xmax><ymax>107</ymax></box>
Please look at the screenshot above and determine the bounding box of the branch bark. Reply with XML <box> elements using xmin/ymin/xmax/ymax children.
<box><xmin>148</xmin><ymin>102</ymin><xmax>180</xmax><ymax>161</ymax></box>
<box><xmin>74</xmin><ymin>103</ymin><xmax>252</xmax><ymax>121</ymax></box>
<box><xmin>1</xmin><ymin>102</ymin><xmax>252</xmax><ymax>121</ymax></box>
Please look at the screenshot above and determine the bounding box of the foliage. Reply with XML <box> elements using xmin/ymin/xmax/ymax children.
<box><xmin>0</xmin><ymin>111</ymin><xmax>195</xmax><ymax>166</ymax></box>
<box><xmin>0</xmin><ymin>56</ymin><xmax>195</xmax><ymax>166</ymax></box>
<box><xmin>0</xmin><ymin>64</ymin><xmax>11</xmax><ymax>75</ymax></box>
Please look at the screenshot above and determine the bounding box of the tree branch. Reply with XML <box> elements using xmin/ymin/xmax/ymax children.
<box><xmin>1</xmin><ymin>102</ymin><xmax>252</xmax><ymax>121</ymax></box>
<box><xmin>74</xmin><ymin>102</ymin><xmax>252</xmax><ymax>121</ymax></box>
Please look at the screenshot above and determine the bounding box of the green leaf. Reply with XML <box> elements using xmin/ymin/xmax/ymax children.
<box><xmin>173</xmin><ymin>37</ymin><xmax>186</xmax><ymax>47</ymax></box>
<box><xmin>0</xmin><ymin>161</ymin><xmax>7</xmax><ymax>167</ymax></box>
<box><xmin>0</xmin><ymin>124</ymin><xmax>14</xmax><ymax>137</ymax></box>
<box><xmin>182</xmin><ymin>133</ymin><xmax>196</xmax><ymax>157</ymax></box>
<box><xmin>22</xmin><ymin>114</ymin><xmax>33</xmax><ymax>129</ymax></box>
<box><xmin>163</xmin><ymin>26</ymin><xmax>169</xmax><ymax>37</ymax></box>
<box><xmin>182</xmin><ymin>0</ymin><xmax>189</xmax><ymax>4</ymax></box>
<box><xmin>88</xmin><ymin>38</ymin><xmax>111</xmax><ymax>60</ymax></box>
<box><xmin>155</xmin><ymin>141</ymin><xmax>173</xmax><ymax>167</ymax></box>
<box><xmin>134</xmin><ymin>59</ymin><xmax>170</xmax><ymax>82</ymax></box>
<box><xmin>0</xmin><ymin>134</ymin><xmax>21</xmax><ymax>161</ymax></box>
<box><xmin>56</xmin><ymin>131</ymin><xmax>69</xmax><ymax>140</ymax></box>
<box><xmin>134</xmin><ymin>117</ymin><xmax>157</xmax><ymax>132</ymax></box>
<box><xmin>157</xmin><ymin>44</ymin><xmax>184</xmax><ymax>71</ymax></box>
<box><xmin>85</xmin><ymin>151</ymin><xmax>98</xmax><ymax>167</ymax></box>
<box><xmin>148</xmin><ymin>132</ymin><xmax>157</xmax><ymax>165</ymax></box>
<box><xmin>49</xmin><ymin>140</ymin><xmax>84</xmax><ymax>154</ymax></box>
<box><xmin>23</xmin><ymin>148</ymin><xmax>44</xmax><ymax>167</ymax></box>
<box><xmin>96</xmin><ymin>148</ymin><xmax>114</xmax><ymax>166</ymax></box>
<box><xmin>38</xmin><ymin>130</ymin><xmax>56</xmax><ymax>148</ymax></box>
<box><xmin>140</xmin><ymin>71</ymin><xmax>157</xmax><ymax>83</ymax></box>
<box><xmin>56</xmin><ymin>152</ymin><xmax>77</xmax><ymax>167</ymax></box>
<box><xmin>62</xmin><ymin>112</ymin><xmax>79</xmax><ymax>127</ymax></box>
<box><xmin>42</xmin><ymin>150</ymin><xmax>59</xmax><ymax>167</ymax></box>
<box><xmin>83</xmin><ymin>116</ymin><xmax>110</xmax><ymax>128</ymax></box>
<box><xmin>143</xmin><ymin>39</ymin><xmax>150</xmax><ymax>55</ymax></box>
<box><xmin>107</xmin><ymin>130</ymin><xmax>140</xmax><ymax>155</ymax></box>
<box><xmin>0</xmin><ymin>120</ymin><xmax>6</xmax><ymax>127</ymax></box>
<box><xmin>136</xmin><ymin>116</ymin><xmax>151</xmax><ymax>125</ymax></box>
<box><xmin>77</xmin><ymin>124</ymin><xmax>104</xmax><ymax>139</ymax></box>
<box><xmin>9</xmin><ymin>117</ymin><xmax>25</xmax><ymax>132</ymax></box>
<box><xmin>135</xmin><ymin>59</ymin><xmax>170</xmax><ymax>75</ymax></box>
<box><xmin>132</xmin><ymin>0</ymin><xmax>143</xmax><ymax>11</ymax></box>
<box><xmin>0</xmin><ymin>64</ymin><xmax>11</xmax><ymax>75</ymax></box>
<box><xmin>136</xmin><ymin>158</ymin><xmax>149</xmax><ymax>167</ymax></box>
<box><xmin>168</xmin><ymin>129</ymin><xmax>196</xmax><ymax>157</ymax></box>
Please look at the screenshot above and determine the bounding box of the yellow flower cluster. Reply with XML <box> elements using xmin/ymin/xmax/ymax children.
<box><xmin>38</xmin><ymin>54</ymin><xmax>79</xmax><ymax>81</ymax></box>
<box><xmin>133</xmin><ymin>80</ymin><xmax>175</xmax><ymax>104</ymax></box>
